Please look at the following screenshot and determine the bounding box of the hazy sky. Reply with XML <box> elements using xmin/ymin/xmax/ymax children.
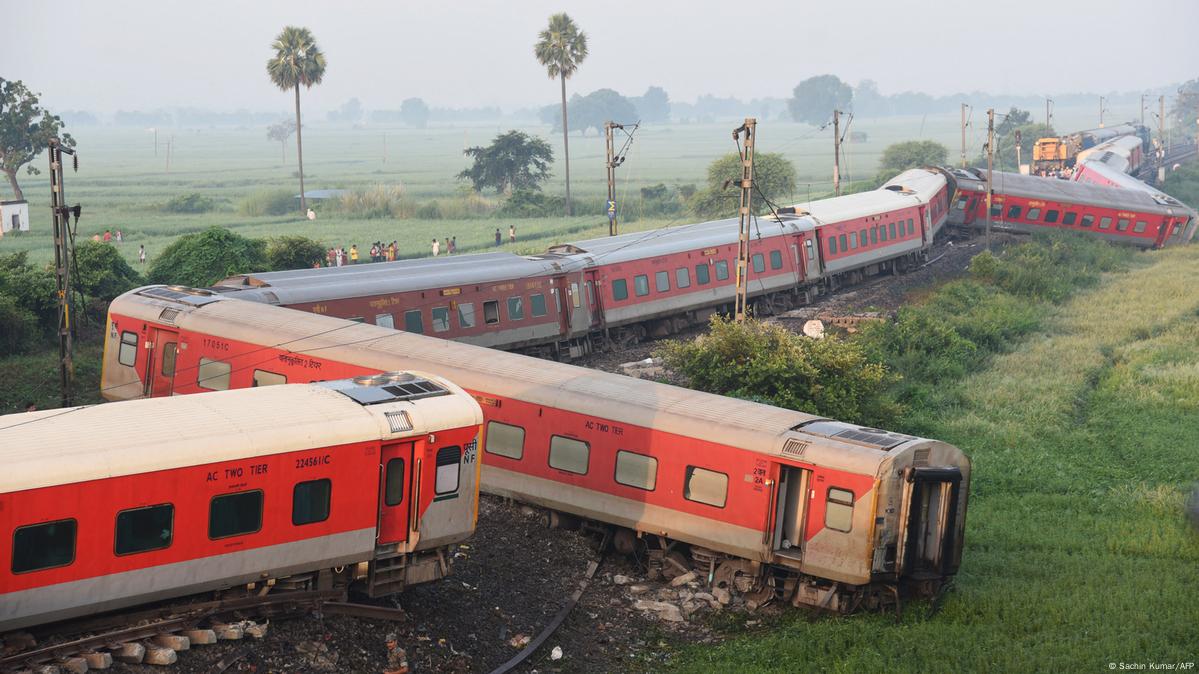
<box><xmin>6</xmin><ymin>0</ymin><xmax>1196</xmax><ymax>114</ymax></box>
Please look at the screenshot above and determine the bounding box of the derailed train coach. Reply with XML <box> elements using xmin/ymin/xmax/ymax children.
<box><xmin>101</xmin><ymin>287</ymin><xmax>971</xmax><ymax>612</ymax></box>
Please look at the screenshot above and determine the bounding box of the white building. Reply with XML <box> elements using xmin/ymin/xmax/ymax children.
<box><xmin>0</xmin><ymin>200</ymin><xmax>29</xmax><ymax>235</ymax></box>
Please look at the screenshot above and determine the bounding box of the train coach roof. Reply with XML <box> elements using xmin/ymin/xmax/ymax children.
<box><xmin>0</xmin><ymin>383</ymin><xmax>466</xmax><ymax>492</ymax></box>
<box><xmin>109</xmin><ymin>290</ymin><xmax>899</xmax><ymax>475</ymax></box>
<box><xmin>215</xmin><ymin>252</ymin><xmax>581</xmax><ymax>304</ymax></box>
<box><xmin>783</xmin><ymin>169</ymin><xmax>944</xmax><ymax>224</ymax></box>
<box><xmin>547</xmin><ymin>216</ymin><xmax>812</xmax><ymax>264</ymax></box>
<box><xmin>951</xmin><ymin>168</ymin><xmax>1192</xmax><ymax>215</ymax></box>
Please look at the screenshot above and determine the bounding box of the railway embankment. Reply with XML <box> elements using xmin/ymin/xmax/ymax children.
<box><xmin>671</xmin><ymin>241</ymin><xmax>1199</xmax><ymax>671</ymax></box>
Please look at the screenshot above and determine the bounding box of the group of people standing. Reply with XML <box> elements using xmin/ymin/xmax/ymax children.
<box><xmin>315</xmin><ymin>224</ymin><xmax>520</xmax><ymax>268</ymax></box>
<box><xmin>91</xmin><ymin>228</ymin><xmax>147</xmax><ymax>264</ymax></box>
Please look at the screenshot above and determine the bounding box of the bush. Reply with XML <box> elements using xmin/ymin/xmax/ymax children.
<box><xmin>0</xmin><ymin>252</ymin><xmax>57</xmax><ymax>332</ymax></box>
<box><xmin>238</xmin><ymin>189</ymin><xmax>296</xmax><ymax>217</ymax></box>
<box><xmin>162</xmin><ymin>193</ymin><xmax>216</xmax><ymax>214</ymax></box>
<box><xmin>267</xmin><ymin>235</ymin><xmax>326</xmax><ymax>271</ymax></box>
<box><xmin>0</xmin><ymin>294</ymin><xmax>40</xmax><ymax>354</ymax></box>
<box><xmin>147</xmin><ymin>227</ymin><xmax>269</xmax><ymax>287</ymax></box>
<box><xmin>74</xmin><ymin>241</ymin><xmax>143</xmax><ymax>302</ymax></box>
<box><xmin>498</xmin><ymin>189</ymin><xmax>552</xmax><ymax>218</ymax></box>
<box><xmin>337</xmin><ymin>185</ymin><xmax>405</xmax><ymax>219</ymax></box>
<box><xmin>658</xmin><ymin>316</ymin><xmax>899</xmax><ymax>426</ymax></box>
<box><xmin>970</xmin><ymin>232</ymin><xmax>1129</xmax><ymax>302</ymax></box>
<box><xmin>415</xmin><ymin>201</ymin><xmax>443</xmax><ymax>219</ymax></box>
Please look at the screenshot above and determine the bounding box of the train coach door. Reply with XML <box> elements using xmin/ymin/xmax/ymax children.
<box><xmin>585</xmin><ymin>268</ymin><xmax>605</xmax><ymax>330</ymax></box>
<box><xmin>898</xmin><ymin>467</ymin><xmax>963</xmax><ymax>579</ymax></box>
<box><xmin>377</xmin><ymin>442</ymin><xmax>416</xmax><ymax>547</ymax></box>
<box><xmin>771</xmin><ymin>465</ymin><xmax>811</xmax><ymax>561</ymax></box>
<box><xmin>145</xmin><ymin>327</ymin><xmax>179</xmax><ymax>397</ymax></box>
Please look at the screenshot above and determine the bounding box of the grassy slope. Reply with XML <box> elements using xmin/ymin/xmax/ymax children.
<box><xmin>673</xmin><ymin>246</ymin><xmax>1199</xmax><ymax>672</ymax></box>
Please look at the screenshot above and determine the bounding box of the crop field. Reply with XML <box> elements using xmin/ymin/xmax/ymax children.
<box><xmin>675</xmin><ymin>245</ymin><xmax>1199</xmax><ymax>671</ymax></box>
<box><xmin>0</xmin><ymin>103</ymin><xmax>1130</xmax><ymax>267</ymax></box>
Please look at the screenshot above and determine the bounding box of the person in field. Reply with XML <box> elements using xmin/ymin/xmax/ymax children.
<box><xmin>139</xmin><ymin>245</ymin><xmax>146</xmax><ymax>264</ymax></box>
<box><xmin>509</xmin><ymin>225</ymin><xmax>516</xmax><ymax>243</ymax></box>
<box><xmin>495</xmin><ymin>228</ymin><xmax>502</xmax><ymax>246</ymax></box>
<box><xmin>432</xmin><ymin>239</ymin><xmax>440</xmax><ymax>256</ymax></box>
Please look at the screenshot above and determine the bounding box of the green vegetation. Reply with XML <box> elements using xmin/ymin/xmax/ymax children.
<box><xmin>659</xmin><ymin>316</ymin><xmax>897</xmax><ymax>426</ymax></box>
<box><xmin>73</xmin><ymin>240</ymin><xmax>143</xmax><ymax>301</ymax></box>
<box><xmin>146</xmin><ymin>226</ymin><xmax>267</xmax><ymax>287</ymax></box>
<box><xmin>458</xmin><ymin>130</ymin><xmax>554</xmax><ymax>194</ymax></box>
<box><xmin>672</xmin><ymin>240</ymin><xmax>1199</xmax><ymax>671</ymax></box>
<box><xmin>266</xmin><ymin>25</ymin><xmax>327</xmax><ymax>212</ymax></box>
<box><xmin>1162</xmin><ymin>162</ymin><xmax>1199</xmax><ymax>207</ymax></box>
<box><xmin>875</xmin><ymin>140</ymin><xmax>948</xmax><ymax>183</ymax></box>
<box><xmin>691</xmin><ymin>152</ymin><xmax>797</xmax><ymax>218</ymax></box>
<box><xmin>788</xmin><ymin>75</ymin><xmax>852</xmax><ymax>125</ymax></box>
<box><xmin>265</xmin><ymin>234</ymin><xmax>325</xmax><ymax>271</ymax></box>
<box><xmin>237</xmin><ymin>188</ymin><xmax>295</xmax><ymax>217</ymax></box>
<box><xmin>0</xmin><ymin>77</ymin><xmax>74</xmax><ymax>201</ymax></box>
<box><xmin>534</xmin><ymin>12</ymin><xmax>589</xmax><ymax>215</ymax></box>
<box><xmin>162</xmin><ymin>192</ymin><xmax>217</xmax><ymax>214</ymax></box>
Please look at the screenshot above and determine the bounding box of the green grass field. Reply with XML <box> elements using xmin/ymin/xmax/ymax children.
<box><xmin>0</xmin><ymin>103</ymin><xmax>1135</xmax><ymax>267</ymax></box>
<box><xmin>672</xmin><ymin>245</ymin><xmax>1199</xmax><ymax>672</ymax></box>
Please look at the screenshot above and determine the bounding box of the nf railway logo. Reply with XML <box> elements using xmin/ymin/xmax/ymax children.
<box><xmin>607</xmin><ymin>200</ymin><xmax>616</xmax><ymax>220</ymax></box>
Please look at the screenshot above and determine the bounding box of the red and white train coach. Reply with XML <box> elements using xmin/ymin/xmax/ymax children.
<box><xmin>1</xmin><ymin>375</ymin><xmax>482</xmax><ymax>632</ymax></box>
<box><xmin>946</xmin><ymin>167</ymin><xmax>1197</xmax><ymax>248</ymax></box>
<box><xmin>102</xmin><ymin>286</ymin><xmax>971</xmax><ymax>612</ymax></box>
<box><xmin>211</xmin><ymin>169</ymin><xmax>953</xmax><ymax>357</ymax></box>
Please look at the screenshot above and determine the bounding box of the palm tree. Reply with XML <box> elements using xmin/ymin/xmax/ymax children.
<box><xmin>534</xmin><ymin>13</ymin><xmax>588</xmax><ymax>216</ymax></box>
<box><xmin>267</xmin><ymin>26</ymin><xmax>326</xmax><ymax>213</ymax></box>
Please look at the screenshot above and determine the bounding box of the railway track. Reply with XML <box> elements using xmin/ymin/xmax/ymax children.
<box><xmin>1</xmin><ymin>590</ymin><xmax>406</xmax><ymax>673</ymax></box>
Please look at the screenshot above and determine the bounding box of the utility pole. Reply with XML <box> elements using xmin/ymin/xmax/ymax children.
<box><xmin>153</xmin><ymin>127</ymin><xmax>158</xmax><ymax>156</ymax></box>
<box><xmin>165</xmin><ymin>136</ymin><xmax>173</xmax><ymax>173</ymax></box>
<box><xmin>383</xmin><ymin>133</ymin><xmax>387</xmax><ymax>164</ymax></box>
<box><xmin>832</xmin><ymin>109</ymin><xmax>842</xmax><ymax>196</ymax></box>
<box><xmin>732</xmin><ymin>118</ymin><xmax>756</xmax><ymax>323</ymax></box>
<box><xmin>985</xmin><ymin>108</ymin><xmax>995</xmax><ymax>253</ymax></box>
<box><xmin>1015</xmin><ymin>129</ymin><xmax>1023</xmax><ymax>171</ymax></box>
<box><xmin>960</xmin><ymin>103</ymin><xmax>969</xmax><ymax>167</ymax></box>
<box><xmin>48</xmin><ymin>139</ymin><xmax>80</xmax><ymax>408</ymax></box>
<box><xmin>1141</xmin><ymin>94</ymin><xmax>1146</xmax><ymax>127</ymax></box>
<box><xmin>1046</xmin><ymin>98</ymin><xmax>1053</xmax><ymax>130</ymax></box>
<box><xmin>605</xmin><ymin>121</ymin><xmax>618</xmax><ymax>236</ymax></box>
<box><xmin>1099</xmin><ymin>96</ymin><xmax>1107</xmax><ymax>127</ymax></box>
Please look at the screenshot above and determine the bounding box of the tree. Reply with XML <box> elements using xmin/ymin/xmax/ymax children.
<box><xmin>635</xmin><ymin>86</ymin><xmax>670</xmax><ymax>124</ymax></box>
<box><xmin>876</xmin><ymin>140</ymin><xmax>949</xmax><ymax>182</ymax></box>
<box><xmin>400</xmin><ymin>98</ymin><xmax>430</xmax><ymax>129</ymax></box>
<box><xmin>458</xmin><ymin>130</ymin><xmax>553</xmax><ymax>195</ymax></box>
<box><xmin>0</xmin><ymin>78</ymin><xmax>75</xmax><ymax>201</ymax></box>
<box><xmin>266</xmin><ymin>235</ymin><xmax>325</xmax><ymax>271</ymax></box>
<box><xmin>74</xmin><ymin>241</ymin><xmax>143</xmax><ymax>302</ymax></box>
<box><xmin>548</xmin><ymin>89</ymin><xmax>638</xmax><ymax>136</ymax></box>
<box><xmin>996</xmin><ymin>107</ymin><xmax>1031</xmax><ymax>137</ymax></box>
<box><xmin>267</xmin><ymin>26</ymin><xmax>327</xmax><ymax>213</ymax></box>
<box><xmin>534</xmin><ymin>13</ymin><xmax>588</xmax><ymax>216</ymax></box>
<box><xmin>267</xmin><ymin>119</ymin><xmax>296</xmax><ymax>163</ymax></box>
<box><xmin>327</xmin><ymin>97</ymin><xmax>362</xmax><ymax>124</ymax></box>
<box><xmin>853</xmin><ymin>80</ymin><xmax>886</xmax><ymax>116</ymax></box>
<box><xmin>1171</xmin><ymin>78</ymin><xmax>1199</xmax><ymax>137</ymax></box>
<box><xmin>147</xmin><ymin>227</ymin><xmax>269</xmax><ymax>288</ymax></box>
<box><xmin>972</xmin><ymin>122</ymin><xmax>1054</xmax><ymax>171</ymax></box>
<box><xmin>690</xmin><ymin>152</ymin><xmax>797</xmax><ymax>219</ymax></box>
<box><xmin>788</xmin><ymin>75</ymin><xmax>852</xmax><ymax>126</ymax></box>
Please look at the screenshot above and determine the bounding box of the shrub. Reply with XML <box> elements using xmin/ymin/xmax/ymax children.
<box><xmin>0</xmin><ymin>294</ymin><xmax>40</xmax><ymax>354</ymax></box>
<box><xmin>658</xmin><ymin>316</ymin><xmax>900</xmax><ymax>426</ymax></box>
<box><xmin>970</xmin><ymin>232</ymin><xmax>1130</xmax><ymax>302</ymax></box>
<box><xmin>162</xmin><ymin>193</ymin><xmax>216</xmax><ymax>213</ymax></box>
<box><xmin>266</xmin><ymin>235</ymin><xmax>326</xmax><ymax>271</ymax></box>
<box><xmin>74</xmin><ymin>241</ymin><xmax>143</xmax><ymax>301</ymax></box>
<box><xmin>337</xmin><ymin>185</ymin><xmax>405</xmax><ymax>219</ymax></box>
<box><xmin>415</xmin><ymin>201</ymin><xmax>443</xmax><ymax>219</ymax></box>
<box><xmin>238</xmin><ymin>189</ymin><xmax>296</xmax><ymax>217</ymax></box>
<box><xmin>0</xmin><ymin>252</ymin><xmax>57</xmax><ymax>332</ymax></box>
<box><xmin>147</xmin><ymin>227</ymin><xmax>268</xmax><ymax>287</ymax></box>
<box><xmin>498</xmin><ymin>189</ymin><xmax>552</xmax><ymax>218</ymax></box>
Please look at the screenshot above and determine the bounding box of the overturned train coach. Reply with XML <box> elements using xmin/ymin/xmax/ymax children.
<box><xmin>1</xmin><ymin>377</ymin><xmax>483</xmax><ymax>632</ymax></box>
<box><xmin>209</xmin><ymin>168</ymin><xmax>953</xmax><ymax>359</ymax></box>
<box><xmin>101</xmin><ymin>286</ymin><xmax>971</xmax><ymax>612</ymax></box>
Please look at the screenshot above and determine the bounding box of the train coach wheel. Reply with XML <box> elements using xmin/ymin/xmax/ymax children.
<box><xmin>659</xmin><ymin>550</ymin><xmax>692</xmax><ymax>581</ymax></box>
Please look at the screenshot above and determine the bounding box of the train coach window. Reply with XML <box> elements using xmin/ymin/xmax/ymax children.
<box><xmin>1081</xmin><ymin>215</ymin><xmax>1095</xmax><ymax>228</ymax></box>
<box><xmin>1026</xmin><ymin>208</ymin><xmax>1041</xmax><ymax>221</ymax></box>
<box><xmin>683</xmin><ymin>466</ymin><xmax>727</xmax><ymax>508</ymax></box>
<box><xmin>485</xmin><ymin>421</ymin><xmax>525</xmax><ymax>459</ymax></box>
<box><xmin>870</xmin><ymin>227</ymin><xmax>878</xmax><ymax>245</ymax></box>
<box><xmin>548</xmin><ymin>435</ymin><xmax>589</xmax><ymax>475</ymax></box>
<box><xmin>435</xmin><ymin>446</ymin><xmax>462</xmax><ymax>495</ymax></box>
<box><xmin>634</xmin><ymin>274</ymin><xmax>650</xmax><ymax>296</ymax></box>
<box><xmin>1099</xmin><ymin>216</ymin><xmax>1112</xmax><ymax>230</ymax></box>
<box><xmin>404</xmin><ymin>310</ymin><xmax>424</xmax><ymax>334</ymax></box>
<box><xmin>483</xmin><ymin>300</ymin><xmax>500</xmax><ymax>325</ymax></box>
<box><xmin>384</xmin><ymin>459</ymin><xmax>405</xmax><ymax>506</ymax></box>
<box><xmin>878</xmin><ymin>225</ymin><xmax>887</xmax><ymax>242</ymax></box>
<box><xmin>252</xmin><ymin>370</ymin><xmax>286</xmax><ymax>387</ymax></box>
<box><xmin>655</xmin><ymin>270</ymin><xmax>671</xmax><ymax>293</ymax></box>
<box><xmin>889</xmin><ymin>222</ymin><xmax>897</xmax><ymax>239</ymax></box>
<box><xmin>751</xmin><ymin>253</ymin><xmax>765</xmax><ymax>273</ymax></box>
<box><xmin>198</xmin><ymin>358</ymin><xmax>231</xmax><ymax>391</ymax></box>
<box><xmin>695</xmin><ymin>264</ymin><xmax>711</xmax><ymax>285</ymax></box>
<box><xmin>432</xmin><ymin>306</ymin><xmax>451</xmax><ymax>332</ymax></box>
<box><xmin>770</xmin><ymin>250</ymin><xmax>783</xmax><ymax>269</ymax></box>
<box><xmin>1134</xmin><ymin>221</ymin><xmax>1147</xmax><ymax>233</ymax></box>
<box><xmin>826</xmin><ymin>487</ymin><xmax>855</xmax><ymax>533</ymax></box>
<box><xmin>531</xmin><ymin>293</ymin><xmax>548</xmax><ymax>317</ymax></box>
<box><xmin>115</xmin><ymin>504</ymin><xmax>174</xmax><ymax>555</ymax></box>
<box><xmin>612</xmin><ymin>279</ymin><xmax>629</xmax><ymax>301</ymax></box>
<box><xmin>715</xmin><ymin>260</ymin><xmax>730</xmax><ymax>281</ymax></box>
<box><xmin>805</xmin><ymin>239</ymin><xmax>815</xmax><ymax>260</ymax></box>
<box><xmin>907</xmin><ymin>219</ymin><xmax>915</xmax><ymax>234</ymax></box>
<box><xmin>293</xmin><ymin>479</ymin><xmax>331</xmax><ymax>525</ymax></box>
<box><xmin>12</xmin><ymin>519</ymin><xmax>76</xmax><ymax>573</ymax></box>
<box><xmin>1062</xmin><ymin>212</ymin><xmax>1078</xmax><ymax>226</ymax></box>
<box><xmin>859</xmin><ymin>228</ymin><xmax>868</xmax><ymax>246</ymax></box>
<box><xmin>507</xmin><ymin>297</ymin><xmax>524</xmax><ymax>321</ymax></box>
<box><xmin>1117</xmin><ymin>218</ymin><xmax>1130</xmax><ymax>232</ymax></box>
<box><xmin>118</xmin><ymin>331</ymin><xmax>138</xmax><ymax>366</ymax></box>
<box><xmin>828</xmin><ymin>237</ymin><xmax>838</xmax><ymax>255</ymax></box>
<box><xmin>1006</xmin><ymin>205</ymin><xmax>1022</xmax><ymax>220</ymax></box>
<box><xmin>676</xmin><ymin>267</ymin><xmax>691</xmax><ymax>289</ymax></box>
<box><xmin>375</xmin><ymin>313</ymin><xmax>395</xmax><ymax>329</ymax></box>
<box><xmin>615</xmin><ymin>450</ymin><xmax>658</xmax><ymax>491</ymax></box>
<box><xmin>161</xmin><ymin>343</ymin><xmax>177</xmax><ymax>377</ymax></box>
<box><xmin>954</xmin><ymin>195</ymin><xmax>968</xmax><ymax>210</ymax></box>
<box><xmin>1044</xmin><ymin>210</ymin><xmax>1059</xmax><ymax>224</ymax></box>
<box><xmin>208</xmin><ymin>490</ymin><xmax>263</xmax><ymax>539</ymax></box>
<box><xmin>571</xmin><ymin>282</ymin><xmax>581</xmax><ymax>308</ymax></box>
<box><xmin>848</xmin><ymin>233</ymin><xmax>858</xmax><ymax>250</ymax></box>
<box><xmin>989</xmin><ymin>203</ymin><xmax>1002</xmax><ymax>217</ymax></box>
<box><xmin>839</xmin><ymin>233</ymin><xmax>848</xmax><ymax>251</ymax></box>
<box><xmin>458</xmin><ymin>303</ymin><xmax>476</xmax><ymax>328</ymax></box>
